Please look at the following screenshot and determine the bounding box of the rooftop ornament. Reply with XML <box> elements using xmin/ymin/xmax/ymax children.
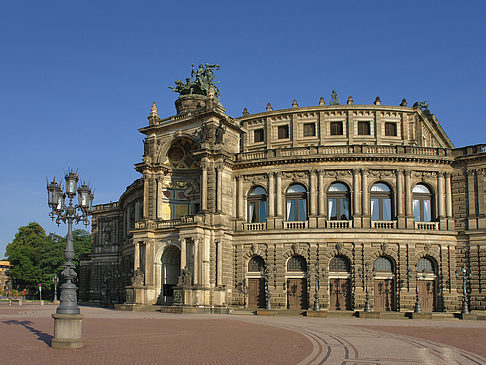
<box><xmin>169</xmin><ymin>64</ymin><xmax>221</xmax><ymax>99</ymax></box>
<box><xmin>414</xmin><ymin>101</ymin><xmax>430</xmax><ymax>112</ymax></box>
<box><xmin>330</xmin><ymin>90</ymin><xmax>340</xmax><ymax>105</ymax></box>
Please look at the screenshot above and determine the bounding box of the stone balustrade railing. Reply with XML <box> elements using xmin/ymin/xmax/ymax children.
<box><xmin>284</xmin><ymin>221</ymin><xmax>308</xmax><ymax>229</ymax></box>
<box><xmin>244</xmin><ymin>222</ymin><xmax>267</xmax><ymax>231</ymax></box>
<box><xmin>372</xmin><ymin>220</ymin><xmax>397</xmax><ymax>229</ymax></box>
<box><xmin>414</xmin><ymin>221</ymin><xmax>439</xmax><ymax>230</ymax></box>
<box><xmin>134</xmin><ymin>216</ymin><xmax>196</xmax><ymax>229</ymax></box>
<box><xmin>237</xmin><ymin>145</ymin><xmax>447</xmax><ymax>162</ymax></box>
<box><xmin>326</xmin><ymin>220</ymin><xmax>351</xmax><ymax>229</ymax></box>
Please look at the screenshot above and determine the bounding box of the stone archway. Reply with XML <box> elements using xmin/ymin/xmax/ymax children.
<box><xmin>160</xmin><ymin>245</ymin><xmax>181</xmax><ymax>305</ymax></box>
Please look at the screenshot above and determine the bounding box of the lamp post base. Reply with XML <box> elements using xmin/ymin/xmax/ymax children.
<box><xmin>51</xmin><ymin>314</ymin><xmax>83</xmax><ymax>349</ymax></box>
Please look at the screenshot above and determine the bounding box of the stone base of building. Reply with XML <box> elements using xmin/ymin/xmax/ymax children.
<box><xmin>51</xmin><ymin>314</ymin><xmax>83</xmax><ymax>349</ymax></box>
<box><xmin>358</xmin><ymin>311</ymin><xmax>381</xmax><ymax>318</ymax></box>
<box><xmin>306</xmin><ymin>310</ymin><xmax>328</xmax><ymax>318</ymax></box>
<box><xmin>159</xmin><ymin>305</ymin><xmax>230</xmax><ymax>314</ymax></box>
<box><xmin>460</xmin><ymin>313</ymin><xmax>478</xmax><ymax>320</ymax></box>
<box><xmin>409</xmin><ymin>312</ymin><xmax>432</xmax><ymax>319</ymax></box>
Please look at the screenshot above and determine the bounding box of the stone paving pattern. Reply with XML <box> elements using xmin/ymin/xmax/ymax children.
<box><xmin>2</xmin><ymin>303</ymin><xmax>486</xmax><ymax>364</ymax></box>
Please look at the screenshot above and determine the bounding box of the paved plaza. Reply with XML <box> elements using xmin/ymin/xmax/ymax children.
<box><xmin>1</xmin><ymin>303</ymin><xmax>486</xmax><ymax>364</ymax></box>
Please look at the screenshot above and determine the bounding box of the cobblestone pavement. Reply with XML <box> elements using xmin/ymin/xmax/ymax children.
<box><xmin>1</xmin><ymin>303</ymin><xmax>486</xmax><ymax>365</ymax></box>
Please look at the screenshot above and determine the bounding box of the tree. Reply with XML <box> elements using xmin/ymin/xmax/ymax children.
<box><xmin>5</xmin><ymin>223</ymin><xmax>92</xmax><ymax>295</ymax></box>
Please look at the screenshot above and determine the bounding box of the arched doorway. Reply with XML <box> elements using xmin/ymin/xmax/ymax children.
<box><xmin>329</xmin><ymin>255</ymin><xmax>352</xmax><ymax>310</ymax></box>
<box><xmin>247</xmin><ymin>256</ymin><xmax>265</xmax><ymax>308</ymax></box>
<box><xmin>416</xmin><ymin>257</ymin><xmax>437</xmax><ymax>312</ymax></box>
<box><xmin>373</xmin><ymin>256</ymin><xmax>396</xmax><ymax>311</ymax></box>
<box><xmin>286</xmin><ymin>255</ymin><xmax>308</xmax><ymax>309</ymax></box>
<box><xmin>161</xmin><ymin>245</ymin><xmax>181</xmax><ymax>305</ymax></box>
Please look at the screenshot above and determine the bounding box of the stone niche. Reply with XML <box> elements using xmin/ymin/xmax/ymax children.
<box><xmin>175</xmin><ymin>95</ymin><xmax>208</xmax><ymax>115</ymax></box>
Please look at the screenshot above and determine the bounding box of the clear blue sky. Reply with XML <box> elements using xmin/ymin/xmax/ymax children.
<box><xmin>1</xmin><ymin>1</ymin><xmax>485</xmax><ymax>257</ymax></box>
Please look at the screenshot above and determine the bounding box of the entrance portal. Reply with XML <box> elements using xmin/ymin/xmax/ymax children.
<box><xmin>373</xmin><ymin>257</ymin><xmax>396</xmax><ymax>311</ymax></box>
<box><xmin>161</xmin><ymin>245</ymin><xmax>181</xmax><ymax>305</ymax></box>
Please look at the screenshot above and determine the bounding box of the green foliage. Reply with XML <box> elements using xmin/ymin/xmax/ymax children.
<box><xmin>5</xmin><ymin>222</ymin><xmax>92</xmax><ymax>293</ymax></box>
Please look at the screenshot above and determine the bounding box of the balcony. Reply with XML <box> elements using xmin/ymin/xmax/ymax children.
<box><xmin>414</xmin><ymin>221</ymin><xmax>439</xmax><ymax>230</ymax></box>
<box><xmin>284</xmin><ymin>221</ymin><xmax>308</xmax><ymax>229</ymax></box>
<box><xmin>134</xmin><ymin>216</ymin><xmax>196</xmax><ymax>230</ymax></box>
<box><xmin>244</xmin><ymin>222</ymin><xmax>267</xmax><ymax>231</ymax></box>
<box><xmin>326</xmin><ymin>220</ymin><xmax>352</xmax><ymax>229</ymax></box>
<box><xmin>372</xmin><ymin>220</ymin><xmax>396</xmax><ymax>229</ymax></box>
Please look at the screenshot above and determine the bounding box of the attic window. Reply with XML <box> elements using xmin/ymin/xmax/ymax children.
<box><xmin>278</xmin><ymin>125</ymin><xmax>289</xmax><ymax>139</ymax></box>
<box><xmin>303</xmin><ymin>123</ymin><xmax>316</xmax><ymax>137</ymax></box>
<box><xmin>385</xmin><ymin>122</ymin><xmax>397</xmax><ymax>136</ymax></box>
<box><xmin>254</xmin><ymin>128</ymin><xmax>264</xmax><ymax>143</ymax></box>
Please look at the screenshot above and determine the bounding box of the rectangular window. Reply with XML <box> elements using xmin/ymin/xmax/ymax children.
<box><xmin>330</xmin><ymin>121</ymin><xmax>343</xmax><ymax>136</ymax></box>
<box><xmin>358</xmin><ymin>121</ymin><xmax>371</xmax><ymax>135</ymax></box>
<box><xmin>278</xmin><ymin>125</ymin><xmax>289</xmax><ymax>139</ymax></box>
<box><xmin>254</xmin><ymin>128</ymin><xmax>264</xmax><ymax>142</ymax></box>
<box><xmin>303</xmin><ymin>123</ymin><xmax>316</xmax><ymax>137</ymax></box>
<box><xmin>385</xmin><ymin>122</ymin><xmax>397</xmax><ymax>136</ymax></box>
<box><xmin>328</xmin><ymin>198</ymin><xmax>337</xmax><ymax>219</ymax></box>
<box><xmin>413</xmin><ymin>199</ymin><xmax>421</xmax><ymax>221</ymax></box>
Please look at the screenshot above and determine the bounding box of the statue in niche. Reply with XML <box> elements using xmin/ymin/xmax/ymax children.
<box><xmin>199</xmin><ymin>124</ymin><xmax>210</xmax><ymax>142</ymax></box>
<box><xmin>215</xmin><ymin>123</ymin><xmax>226</xmax><ymax>144</ymax></box>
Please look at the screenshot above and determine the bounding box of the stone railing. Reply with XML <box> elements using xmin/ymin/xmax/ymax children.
<box><xmin>372</xmin><ymin>220</ymin><xmax>396</xmax><ymax>229</ymax></box>
<box><xmin>134</xmin><ymin>216</ymin><xmax>195</xmax><ymax>229</ymax></box>
<box><xmin>244</xmin><ymin>222</ymin><xmax>267</xmax><ymax>231</ymax></box>
<box><xmin>93</xmin><ymin>202</ymin><xmax>119</xmax><ymax>211</ymax></box>
<box><xmin>326</xmin><ymin>220</ymin><xmax>352</xmax><ymax>229</ymax></box>
<box><xmin>284</xmin><ymin>221</ymin><xmax>308</xmax><ymax>229</ymax></box>
<box><xmin>414</xmin><ymin>221</ymin><xmax>439</xmax><ymax>230</ymax></box>
<box><xmin>237</xmin><ymin>145</ymin><xmax>446</xmax><ymax>162</ymax></box>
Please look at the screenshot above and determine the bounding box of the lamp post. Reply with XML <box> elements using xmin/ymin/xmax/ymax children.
<box><xmin>414</xmin><ymin>269</ymin><xmax>425</xmax><ymax>314</ymax></box>
<box><xmin>239</xmin><ymin>280</ymin><xmax>248</xmax><ymax>307</ymax></box>
<box><xmin>313</xmin><ymin>263</ymin><xmax>325</xmax><ymax>311</ymax></box>
<box><xmin>358</xmin><ymin>263</ymin><xmax>372</xmax><ymax>312</ymax></box>
<box><xmin>53</xmin><ymin>275</ymin><xmax>59</xmax><ymax>304</ymax></box>
<box><xmin>261</xmin><ymin>264</ymin><xmax>276</xmax><ymax>310</ymax></box>
<box><xmin>456</xmin><ymin>266</ymin><xmax>471</xmax><ymax>314</ymax></box>
<box><xmin>47</xmin><ymin>169</ymin><xmax>93</xmax><ymax>349</ymax></box>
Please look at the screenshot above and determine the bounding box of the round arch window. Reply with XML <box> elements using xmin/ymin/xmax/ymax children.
<box><xmin>371</xmin><ymin>183</ymin><xmax>392</xmax><ymax>221</ymax></box>
<box><xmin>328</xmin><ymin>183</ymin><xmax>350</xmax><ymax>220</ymax></box>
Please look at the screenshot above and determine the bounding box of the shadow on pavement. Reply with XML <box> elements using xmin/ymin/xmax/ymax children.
<box><xmin>3</xmin><ymin>320</ymin><xmax>53</xmax><ymax>345</ymax></box>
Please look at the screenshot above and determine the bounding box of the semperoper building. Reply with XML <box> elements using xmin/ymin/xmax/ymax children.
<box><xmin>79</xmin><ymin>65</ymin><xmax>486</xmax><ymax>314</ymax></box>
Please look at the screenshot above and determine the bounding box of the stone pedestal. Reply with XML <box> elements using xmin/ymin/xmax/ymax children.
<box><xmin>51</xmin><ymin>314</ymin><xmax>83</xmax><ymax>349</ymax></box>
<box><xmin>358</xmin><ymin>311</ymin><xmax>380</xmax><ymax>318</ymax></box>
<box><xmin>460</xmin><ymin>313</ymin><xmax>478</xmax><ymax>320</ymax></box>
<box><xmin>410</xmin><ymin>312</ymin><xmax>432</xmax><ymax>319</ymax></box>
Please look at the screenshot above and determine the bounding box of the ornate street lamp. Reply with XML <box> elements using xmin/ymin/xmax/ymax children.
<box><xmin>261</xmin><ymin>264</ymin><xmax>276</xmax><ymax>310</ymax></box>
<box><xmin>312</xmin><ymin>263</ymin><xmax>325</xmax><ymax>311</ymax></box>
<box><xmin>47</xmin><ymin>169</ymin><xmax>93</xmax><ymax>349</ymax></box>
<box><xmin>358</xmin><ymin>263</ymin><xmax>373</xmax><ymax>312</ymax></box>
<box><xmin>53</xmin><ymin>275</ymin><xmax>59</xmax><ymax>304</ymax></box>
<box><xmin>414</xmin><ymin>269</ymin><xmax>425</xmax><ymax>313</ymax></box>
<box><xmin>456</xmin><ymin>266</ymin><xmax>471</xmax><ymax>314</ymax></box>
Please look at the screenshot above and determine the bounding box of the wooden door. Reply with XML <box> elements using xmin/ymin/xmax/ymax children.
<box><xmin>329</xmin><ymin>278</ymin><xmax>351</xmax><ymax>310</ymax></box>
<box><xmin>248</xmin><ymin>278</ymin><xmax>265</xmax><ymax>308</ymax></box>
<box><xmin>418</xmin><ymin>280</ymin><xmax>435</xmax><ymax>312</ymax></box>
<box><xmin>287</xmin><ymin>278</ymin><xmax>308</xmax><ymax>309</ymax></box>
<box><xmin>374</xmin><ymin>279</ymin><xmax>395</xmax><ymax>311</ymax></box>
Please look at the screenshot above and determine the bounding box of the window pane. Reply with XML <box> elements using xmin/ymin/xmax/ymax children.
<box><xmin>383</xmin><ymin>199</ymin><xmax>391</xmax><ymax>220</ymax></box>
<box><xmin>278</xmin><ymin>125</ymin><xmax>289</xmax><ymax>139</ymax></box>
<box><xmin>413</xmin><ymin>199</ymin><xmax>421</xmax><ymax>221</ymax></box>
<box><xmin>385</xmin><ymin>122</ymin><xmax>397</xmax><ymax>136</ymax></box>
<box><xmin>371</xmin><ymin>198</ymin><xmax>379</xmax><ymax>220</ymax></box>
<box><xmin>328</xmin><ymin>198</ymin><xmax>337</xmax><ymax>219</ymax></box>
<box><xmin>417</xmin><ymin>258</ymin><xmax>434</xmax><ymax>273</ymax></box>
<box><xmin>358</xmin><ymin>121</ymin><xmax>370</xmax><ymax>135</ymax></box>
<box><xmin>250</xmin><ymin>186</ymin><xmax>266</xmax><ymax>195</ymax></box>
<box><xmin>287</xmin><ymin>200</ymin><xmax>295</xmax><ymax>221</ymax></box>
<box><xmin>341</xmin><ymin>198</ymin><xmax>349</xmax><ymax>220</ymax></box>
<box><xmin>423</xmin><ymin>199</ymin><xmax>431</xmax><ymax>222</ymax></box>
<box><xmin>249</xmin><ymin>256</ymin><xmax>264</xmax><ymax>272</ymax></box>
<box><xmin>371</xmin><ymin>183</ymin><xmax>390</xmax><ymax>192</ymax></box>
<box><xmin>375</xmin><ymin>257</ymin><xmax>393</xmax><ymax>272</ymax></box>
<box><xmin>259</xmin><ymin>200</ymin><xmax>267</xmax><ymax>222</ymax></box>
<box><xmin>329</xmin><ymin>183</ymin><xmax>348</xmax><ymax>192</ymax></box>
<box><xmin>330</xmin><ymin>121</ymin><xmax>343</xmax><ymax>135</ymax></box>
<box><xmin>413</xmin><ymin>184</ymin><xmax>430</xmax><ymax>194</ymax></box>
<box><xmin>330</xmin><ymin>256</ymin><xmax>350</xmax><ymax>272</ymax></box>
<box><xmin>298</xmin><ymin>199</ymin><xmax>307</xmax><ymax>220</ymax></box>
<box><xmin>249</xmin><ymin>202</ymin><xmax>256</xmax><ymax>223</ymax></box>
<box><xmin>287</xmin><ymin>184</ymin><xmax>307</xmax><ymax>193</ymax></box>
<box><xmin>303</xmin><ymin>123</ymin><xmax>316</xmax><ymax>137</ymax></box>
<box><xmin>288</xmin><ymin>256</ymin><xmax>307</xmax><ymax>271</ymax></box>
<box><xmin>254</xmin><ymin>128</ymin><xmax>264</xmax><ymax>142</ymax></box>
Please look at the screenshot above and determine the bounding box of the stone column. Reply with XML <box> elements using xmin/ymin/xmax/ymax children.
<box><xmin>268</xmin><ymin>172</ymin><xmax>275</xmax><ymax>217</ymax></box>
<box><xmin>404</xmin><ymin>170</ymin><xmax>413</xmax><ymax>228</ymax></box>
<box><xmin>438</xmin><ymin>172</ymin><xmax>446</xmax><ymax>220</ymax></box>
<box><xmin>181</xmin><ymin>238</ymin><xmax>187</xmax><ymax>270</ymax></box>
<box><xmin>276</xmin><ymin>172</ymin><xmax>282</xmax><ymax>216</ymax></box>
<box><xmin>201</xmin><ymin>159</ymin><xmax>208</xmax><ymax>211</ymax></box>
<box><xmin>310</xmin><ymin>170</ymin><xmax>317</xmax><ymax>216</ymax></box>
<box><xmin>216</xmin><ymin>164</ymin><xmax>223</xmax><ymax>212</ymax></box>
<box><xmin>396</xmin><ymin>169</ymin><xmax>405</xmax><ymax>228</ymax></box>
<box><xmin>467</xmin><ymin>169</ymin><xmax>478</xmax><ymax>230</ymax></box>
<box><xmin>193</xmin><ymin>239</ymin><xmax>199</xmax><ymax>285</ymax></box>
<box><xmin>361</xmin><ymin>169</ymin><xmax>370</xmax><ymax>227</ymax></box>
<box><xmin>445</xmin><ymin>172</ymin><xmax>452</xmax><ymax>218</ymax></box>
<box><xmin>216</xmin><ymin>240</ymin><xmax>223</xmax><ymax>287</ymax></box>
<box><xmin>237</xmin><ymin>175</ymin><xmax>243</xmax><ymax>218</ymax></box>
<box><xmin>134</xmin><ymin>241</ymin><xmax>140</xmax><ymax>271</ymax></box>
<box><xmin>353</xmin><ymin>169</ymin><xmax>360</xmax><ymax>228</ymax></box>
<box><xmin>156</xmin><ymin>177</ymin><xmax>163</xmax><ymax>219</ymax></box>
<box><xmin>134</xmin><ymin>200</ymin><xmax>140</xmax><ymax>222</ymax></box>
<box><xmin>232</xmin><ymin>176</ymin><xmax>237</xmax><ymax>217</ymax></box>
<box><xmin>318</xmin><ymin>170</ymin><xmax>325</xmax><ymax>216</ymax></box>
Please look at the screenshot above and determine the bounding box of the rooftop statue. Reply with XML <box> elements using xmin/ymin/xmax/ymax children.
<box><xmin>414</xmin><ymin>101</ymin><xmax>430</xmax><ymax>111</ymax></box>
<box><xmin>330</xmin><ymin>90</ymin><xmax>340</xmax><ymax>105</ymax></box>
<box><xmin>170</xmin><ymin>64</ymin><xmax>220</xmax><ymax>98</ymax></box>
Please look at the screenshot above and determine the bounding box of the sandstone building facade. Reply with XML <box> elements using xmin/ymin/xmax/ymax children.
<box><xmin>79</xmin><ymin>88</ymin><xmax>486</xmax><ymax>313</ymax></box>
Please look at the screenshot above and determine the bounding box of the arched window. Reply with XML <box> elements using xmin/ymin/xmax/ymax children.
<box><xmin>329</xmin><ymin>256</ymin><xmax>351</xmax><ymax>272</ymax></box>
<box><xmin>287</xmin><ymin>255</ymin><xmax>307</xmax><ymax>272</ymax></box>
<box><xmin>413</xmin><ymin>184</ymin><xmax>432</xmax><ymax>222</ymax></box>
<box><xmin>328</xmin><ymin>183</ymin><xmax>350</xmax><ymax>220</ymax></box>
<box><xmin>371</xmin><ymin>183</ymin><xmax>392</xmax><ymax>221</ymax></box>
<box><xmin>248</xmin><ymin>186</ymin><xmax>267</xmax><ymax>223</ymax></box>
<box><xmin>416</xmin><ymin>257</ymin><xmax>435</xmax><ymax>273</ymax></box>
<box><xmin>286</xmin><ymin>184</ymin><xmax>307</xmax><ymax>221</ymax></box>
<box><xmin>248</xmin><ymin>256</ymin><xmax>265</xmax><ymax>272</ymax></box>
<box><xmin>374</xmin><ymin>257</ymin><xmax>394</xmax><ymax>272</ymax></box>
